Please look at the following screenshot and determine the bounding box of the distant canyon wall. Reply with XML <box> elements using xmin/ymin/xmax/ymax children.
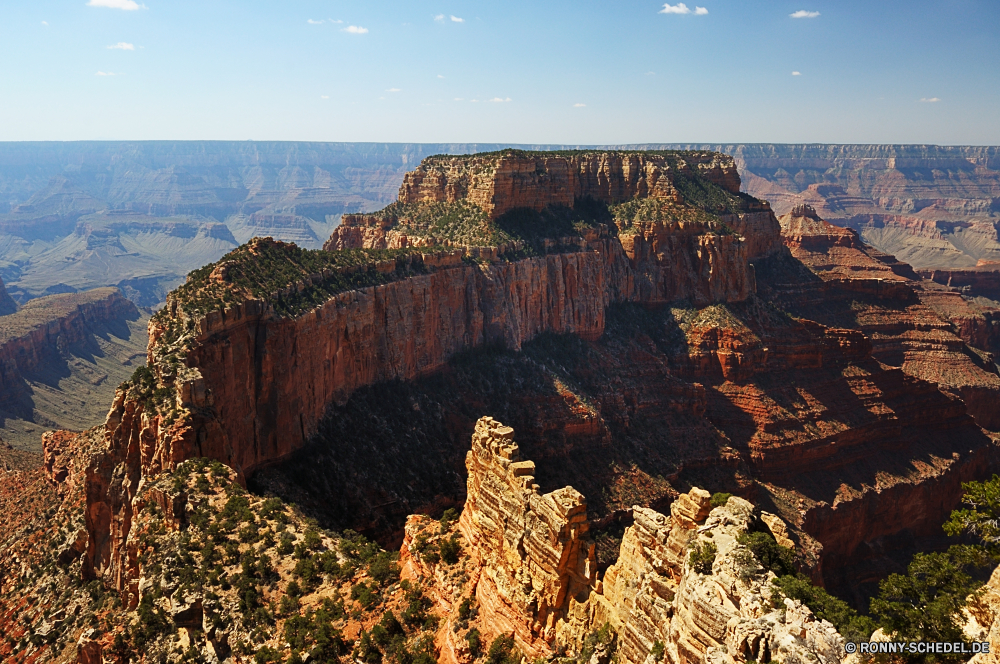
<box><xmin>0</xmin><ymin>288</ymin><xmax>137</xmax><ymax>396</ymax></box>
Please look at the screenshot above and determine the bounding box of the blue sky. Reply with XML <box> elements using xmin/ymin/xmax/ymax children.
<box><xmin>1</xmin><ymin>0</ymin><xmax>997</xmax><ymax>144</ymax></box>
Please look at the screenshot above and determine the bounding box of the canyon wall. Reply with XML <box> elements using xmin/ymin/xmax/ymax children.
<box><xmin>919</xmin><ymin>262</ymin><xmax>1000</xmax><ymax>301</ymax></box>
<box><xmin>0</xmin><ymin>288</ymin><xmax>138</xmax><ymax>395</ymax></box>
<box><xmin>85</xmin><ymin>151</ymin><xmax>782</xmax><ymax>596</ymax></box>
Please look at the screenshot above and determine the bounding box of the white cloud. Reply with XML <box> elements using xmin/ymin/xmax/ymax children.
<box><xmin>107</xmin><ymin>42</ymin><xmax>135</xmax><ymax>50</ymax></box>
<box><xmin>386</xmin><ymin>88</ymin><xmax>401</xmax><ymax>92</ymax></box>
<box><xmin>573</xmin><ymin>103</ymin><xmax>586</xmax><ymax>107</ymax></box>
<box><xmin>343</xmin><ymin>25</ymin><xmax>368</xmax><ymax>34</ymax></box>
<box><xmin>41</xmin><ymin>20</ymin><xmax>49</xmax><ymax>26</ymax></box>
<box><xmin>308</xmin><ymin>19</ymin><xmax>324</xmax><ymax>24</ymax></box>
<box><xmin>645</xmin><ymin>71</ymin><xmax>656</xmax><ymax>76</ymax></box>
<box><xmin>437</xmin><ymin>74</ymin><xmax>445</xmax><ymax>79</ymax></box>
<box><xmin>470</xmin><ymin>99</ymin><xmax>479</xmax><ymax>103</ymax></box>
<box><xmin>329</xmin><ymin>19</ymin><xmax>343</xmax><ymax>24</ymax></box>
<box><xmin>489</xmin><ymin>97</ymin><xmax>511</xmax><ymax>103</ymax></box>
<box><xmin>95</xmin><ymin>71</ymin><xmax>120</xmax><ymax>76</ymax></box>
<box><xmin>659</xmin><ymin>3</ymin><xmax>707</xmax><ymax>15</ymax></box>
<box><xmin>321</xmin><ymin>95</ymin><xmax>330</xmax><ymax>99</ymax></box>
<box><xmin>87</xmin><ymin>0</ymin><xmax>145</xmax><ymax>10</ymax></box>
<box><xmin>434</xmin><ymin>14</ymin><xmax>445</xmax><ymax>21</ymax></box>
<box><xmin>920</xmin><ymin>97</ymin><xmax>941</xmax><ymax>103</ymax></box>
<box><xmin>790</xmin><ymin>10</ymin><xmax>820</xmax><ymax>18</ymax></box>
<box><xmin>791</xmin><ymin>71</ymin><xmax>801</xmax><ymax>76</ymax></box>
<box><xmin>451</xmin><ymin>15</ymin><xmax>464</xmax><ymax>22</ymax></box>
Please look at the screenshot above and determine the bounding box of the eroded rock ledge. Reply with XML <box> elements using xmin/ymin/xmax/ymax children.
<box><xmin>434</xmin><ymin>417</ymin><xmax>844</xmax><ymax>664</ymax></box>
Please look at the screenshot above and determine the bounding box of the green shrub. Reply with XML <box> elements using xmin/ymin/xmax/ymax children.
<box><xmin>772</xmin><ymin>575</ymin><xmax>876</xmax><ymax>644</ymax></box>
<box><xmin>467</xmin><ymin>629</ymin><xmax>482</xmax><ymax>658</ymax></box>
<box><xmin>351</xmin><ymin>581</ymin><xmax>380</xmax><ymax>609</ymax></box>
<box><xmin>710</xmin><ymin>492</ymin><xmax>732</xmax><ymax>508</ymax></box>
<box><xmin>486</xmin><ymin>634</ymin><xmax>520</xmax><ymax>664</ymax></box>
<box><xmin>870</xmin><ymin>545</ymin><xmax>993</xmax><ymax>648</ymax></box>
<box><xmin>369</xmin><ymin>552</ymin><xmax>401</xmax><ymax>586</ymax></box>
<box><xmin>737</xmin><ymin>531</ymin><xmax>794</xmax><ymax>577</ymax></box>
<box><xmin>689</xmin><ymin>541</ymin><xmax>717</xmax><ymax>575</ymax></box>
<box><xmin>439</xmin><ymin>537</ymin><xmax>461</xmax><ymax>565</ymax></box>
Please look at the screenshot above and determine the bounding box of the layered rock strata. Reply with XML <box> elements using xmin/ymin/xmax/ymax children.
<box><xmin>919</xmin><ymin>262</ymin><xmax>1000</xmax><ymax>301</ymax></box>
<box><xmin>458</xmin><ymin>417</ymin><xmax>598</xmax><ymax>658</ymax></box>
<box><xmin>0</xmin><ymin>288</ymin><xmax>138</xmax><ymax>396</ymax></box>
<box><xmin>447</xmin><ymin>419</ymin><xmax>844</xmax><ymax>664</ymax></box>
<box><xmin>85</xmin><ymin>150</ymin><xmax>783</xmax><ymax>592</ymax></box>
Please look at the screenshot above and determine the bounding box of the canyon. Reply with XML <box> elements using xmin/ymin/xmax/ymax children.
<box><xmin>2</xmin><ymin>148</ymin><xmax>1000</xmax><ymax>664</ymax></box>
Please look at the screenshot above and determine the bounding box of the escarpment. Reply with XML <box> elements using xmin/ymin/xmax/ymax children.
<box><xmin>0</xmin><ymin>288</ymin><xmax>138</xmax><ymax>397</ymax></box>
<box><xmin>85</xmin><ymin>150</ymin><xmax>784</xmax><ymax>592</ymax></box>
<box><xmin>76</xmin><ymin>148</ymin><xmax>1000</xmax><ymax>661</ymax></box>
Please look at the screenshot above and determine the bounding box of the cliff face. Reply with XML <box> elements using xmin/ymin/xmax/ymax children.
<box><xmin>86</xmin><ymin>151</ymin><xmax>782</xmax><ymax>592</ymax></box>
<box><xmin>395</xmin><ymin>152</ymin><xmax>742</xmax><ymax>218</ymax></box>
<box><xmin>0</xmin><ymin>288</ymin><xmax>138</xmax><ymax>396</ymax></box>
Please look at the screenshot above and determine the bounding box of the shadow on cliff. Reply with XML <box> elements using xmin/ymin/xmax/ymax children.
<box><xmin>249</xmin><ymin>303</ymin><xmax>746</xmax><ymax>549</ymax></box>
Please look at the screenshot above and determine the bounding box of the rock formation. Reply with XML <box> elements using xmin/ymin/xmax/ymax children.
<box><xmin>679</xmin><ymin>143</ymin><xmax>1000</xmax><ymax>270</ymax></box>
<box><xmin>440</xmin><ymin>418</ymin><xmax>844</xmax><ymax>664</ymax></box>
<box><xmin>458</xmin><ymin>417</ymin><xmax>597</xmax><ymax>657</ymax></box>
<box><xmin>919</xmin><ymin>261</ymin><xmax>1000</xmax><ymax>301</ymax></box>
<box><xmin>85</xmin><ymin>150</ymin><xmax>785</xmax><ymax>595</ymax></box>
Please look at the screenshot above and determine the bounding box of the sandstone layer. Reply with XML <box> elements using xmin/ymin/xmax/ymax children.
<box><xmin>439</xmin><ymin>419</ymin><xmax>844</xmax><ymax>664</ymax></box>
<box><xmin>85</xmin><ymin>150</ymin><xmax>783</xmax><ymax>594</ymax></box>
<box><xmin>0</xmin><ymin>288</ymin><xmax>137</xmax><ymax>396</ymax></box>
<box><xmin>677</xmin><ymin>143</ymin><xmax>1000</xmax><ymax>270</ymax></box>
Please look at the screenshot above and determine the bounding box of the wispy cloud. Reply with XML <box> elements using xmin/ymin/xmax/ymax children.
<box><xmin>489</xmin><ymin>97</ymin><xmax>511</xmax><ymax>103</ymax></box>
<box><xmin>386</xmin><ymin>88</ymin><xmax>401</xmax><ymax>93</ymax></box>
<box><xmin>790</xmin><ymin>10</ymin><xmax>820</xmax><ymax>18</ymax></box>
<box><xmin>791</xmin><ymin>71</ymin><xmax>801</xmax><ymax>76</ymax></box>
<box><xmin>573</xmin><ymin>103</ymin><xmax>586</xmax><ymax>107</ymax></box>
<box><xmin>343</xmin><ymin>25</ymin><xmax>368</xmax><ymax>34</ymax></box>
<box><xmin>659</xmin><ymin>3</ymin><xmax>708</xmax><ymax>15</ymax></box>
<box><xmin>434</xmin><ymin>14</ymin><xmax>445</xmax><ymax>21</ymax></box>
<box><xmin>41</xmin><ymin>20</ymin><xmax>49</xmax><ymax>26</ymax></box>
<box><xmin>329</xmin><ymin>19</ymin><xmax>343</xmax><ymax>24</ymax></box>
<box><xmin>307</xmin><ymin>18</ymin><xmax>324</xmax><ymax>24</ymax></box>
<box><xmin>450</xmin><ymin>15</ymin><xmax>464</xmax><ymax>22</ymax></box>
<box><xmin>107</xmin><ymin>42</ymin><xmax>135</xmax><ymax>50</ymax></box>
<box><xmin>645</xmin><ymin>71</ymin><xmax>656</xmax><ymax>76</ymax></box>
<box><xmin>920</xmin><ymin>97</ymin><xmax>941</xmax><ymax>103</ymax></box>
<box><xmin>321</xmin><ymin>95</ymin><xmax>329</xmax><ymax>99</ymax></box>
<box><xmin>87</xmin><ymin>0</ymin><xmax>145</xmax><ymax>10</ymax></box>
<box><xmin>95</xmin><ymin>71</ymin><xmax>120</xmax><ymax>76</ymax></box>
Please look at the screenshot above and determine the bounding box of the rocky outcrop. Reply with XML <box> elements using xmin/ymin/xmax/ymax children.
<box><xmin>685</xmin><ymin>143</ymin><xmax>1000</xmax><ymax>270</ymax></box>
<box><xmin>559</xmin><ymin>491</ymin><xmax>844</xmax><ymax>664</ymax></box>
<box><xmin>0</xmin><ymin>288</ymin><xmax>138</xmax><ymax>395</ymax></box>
<box><xmin>919</xmin><ymin>262</ymin><xmax>1000</xmax><ymax>301</ymax></box>
<box><xmin>458</xmin><ymin>417</ymin><xmax>598</xmax><ymax>658</ymax></box>
<box><xmin>444</xmin><ymin>420</ymin><xmax>843</xmax><ymax>664</ymax></box>
<box><xmin>395</xmin><ymin>152</ymin><xmax>742</xmax><ymax>219</ymax></box>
